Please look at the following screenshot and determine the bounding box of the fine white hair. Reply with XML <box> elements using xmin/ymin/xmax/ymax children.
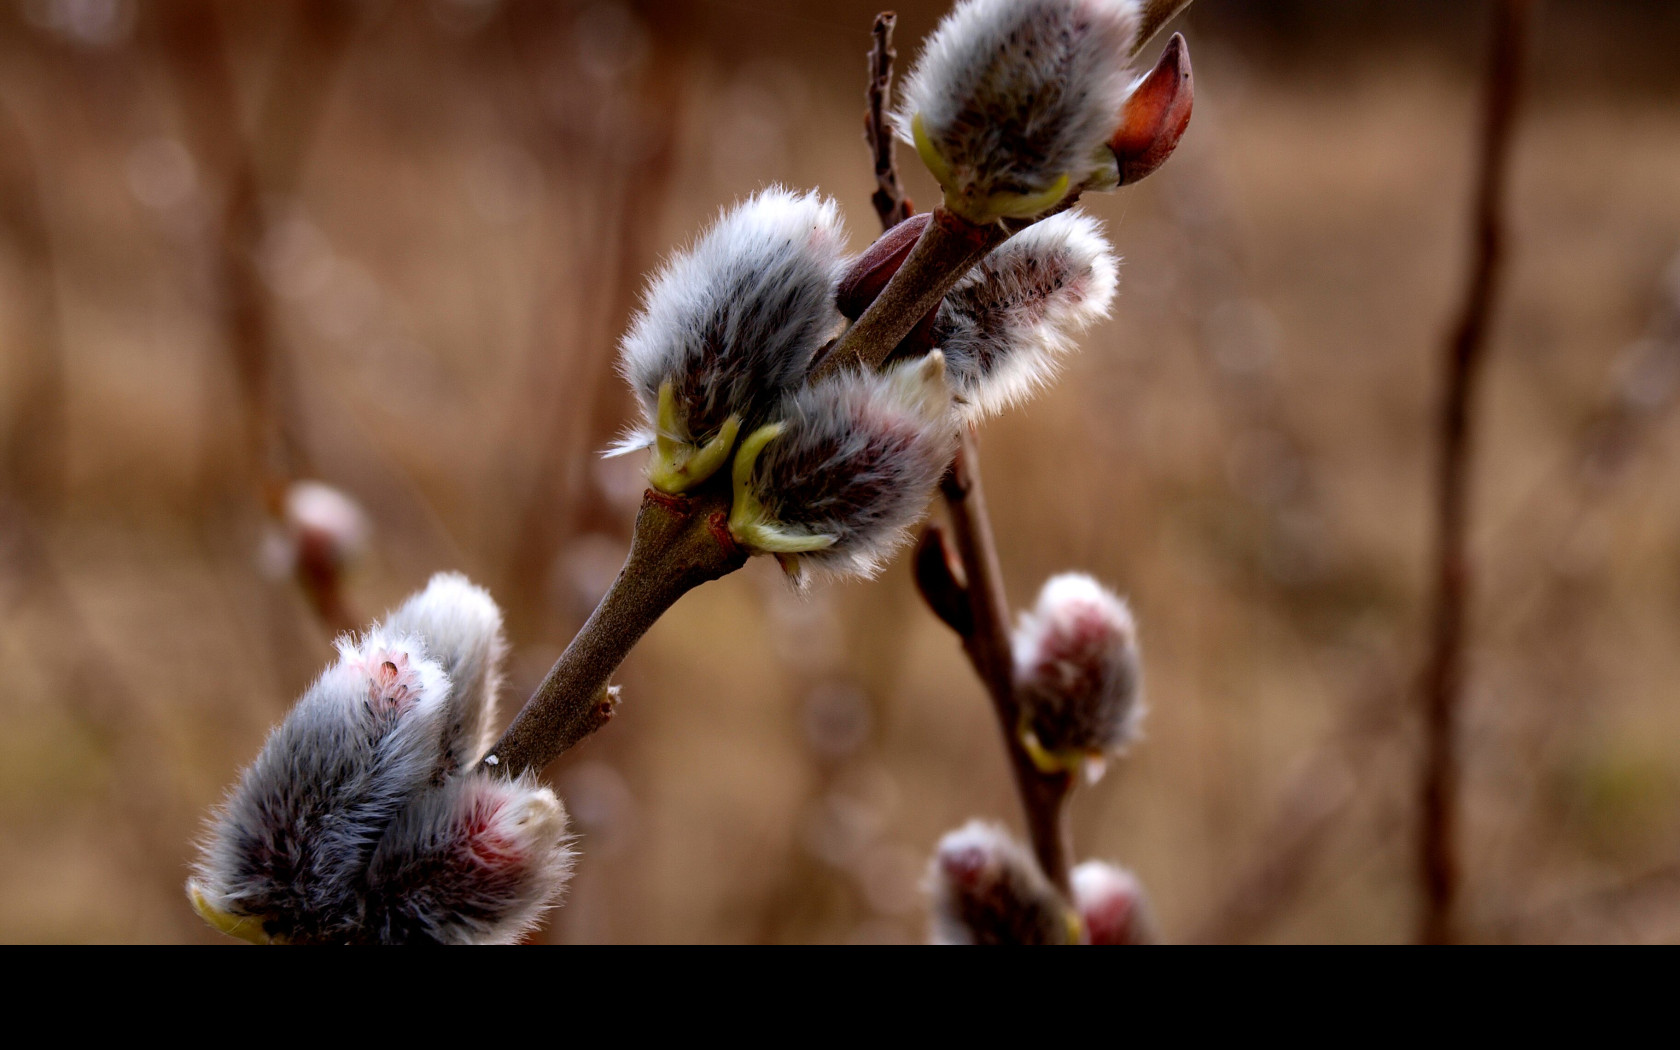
<box><xmin>364</xmin><ymin>772</ymin><xmax>575</xmax><ymax>944</ymax></box>
<box><xmin>744</xmin><ymin>353</ymin><xmax>956</xmax><ymax>586</ymax></box>
<box><xmin>934</xmin><ymin>210</ymin><xmax>1118</xmax><ymax>417</ymax></box>
<box><xmin>927</xmin><ymin>820</ymin><xmax>1070</xmax><ymax>945</ymax></box>
<box><xmin>380</xmin><ymin>572</ymin><xmax>507</xmax><ymax>775</ymax></box>
<box><xmin>614</xmin><ymin>185</ymin><xmax>849</xmax><ymax>453</ymax></box>
<box><xmin>895</xmin><ymin>0</ymin><xmax>1141</xmax><ymax>202</ymax></box>
<box><xmin>1012</xmin><ymin>572</ymin><xmax>1144</xmax><ymax>756</ymax></box>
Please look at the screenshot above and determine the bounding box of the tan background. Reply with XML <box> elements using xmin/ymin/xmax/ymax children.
<box><xmin>3</xmin><ymin>0</ymin><xmax>1679</xmax><ymax>942</ymax></box>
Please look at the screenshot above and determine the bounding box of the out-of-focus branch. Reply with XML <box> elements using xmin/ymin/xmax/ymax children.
<box><xmin>155</xmin><ymin>0</ymin><xmax>361</xmax><ymax>634</ymax></box>
<box><xmin>1418</xmin><ymin>0</ymin><xmax>1532</xmax><ymax>946</ymax></box>
<box><xmin>865</xmin><ymin>11</ymin><xmax>911</xmax><ymax>231</ymax></box>
<box><xmin>0</xmin><ymin>94</ymin><xmax>68</xmax><ymax>511</ymax></box>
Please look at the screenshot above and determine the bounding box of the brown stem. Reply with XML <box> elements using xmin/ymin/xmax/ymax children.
<box><xmin>483</xmin><ymin>485</ymin><xmax>747</xmax><ymax>776</ymax></box>
<box><xmin>865</xmin><ymin>12</ymin><xmax>911</xmax><ymax>231</ymax></box>
<box><xmin>940</xmin><ymin>433</ymin><xmax>1075</xmax><ymax>893</ymax></box>
<box><xmin>811</xmin><ymin>208</ymin><xmax>1007</xmax><ymax>383</ymax></box>
<box><xmin>1418</xmin><ymin>0</ymin><xmax>1531</xmax><ymax>946</ymax></box>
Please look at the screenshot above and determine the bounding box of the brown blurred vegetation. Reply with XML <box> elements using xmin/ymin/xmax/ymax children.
<box><xmin>2</xmin><ymin>0</ymin><xmax>1679</xmax><ymax>943</ymax></box>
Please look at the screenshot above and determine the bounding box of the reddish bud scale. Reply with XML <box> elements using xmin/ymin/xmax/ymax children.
<box><xmin>1109</xmin><ymin>33</ymin><xmax>1193</xmax><ymax>186</ymax></box>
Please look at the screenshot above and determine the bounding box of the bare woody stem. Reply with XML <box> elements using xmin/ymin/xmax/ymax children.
<box><xmin>811</xmin><ymin>208</ymin><xmax>1007</xmax><ymax>382</ymax></box>
<box><xmin>939</xmin><ymin>435</ymin><xmax>1075</xmax><ymax>892</ymax></box>
<box><xmin>858</xmin><ymin>9</ymin><xmax>1075</xmax><ymax>895</ymax></box>
<box><xmin>1418</xmin><ymin>0</ymin><xmax>1531</xmax><ymax>946</ymax></box>
<box><xmin>865</xmin><ymin>12</ymin><xmax>912</xmax><ymax>230</ymax></box>
<box><xmin>483</xmin><ymin>485</ymin><xmax>746</xmax><ymax>776</ymax></box>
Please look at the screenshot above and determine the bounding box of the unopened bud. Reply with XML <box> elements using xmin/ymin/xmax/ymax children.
<box><xmin>729</xmin><ymin>352</ymin><xmax>956</xmax><ymax>586</ymax></box>
<box><xmin>1090</xmin><ymin>33</ymin><xmax>1194</xmax><ymax>191</ymax></box>
<box><xmin>1071</xmin><ymin>860</ymin><xmax>1158</xmax><ymax>944</ymax></box>
<box><xmin>364</xmin><ymin>772</ymin><xmax>574</xmax><ymax>945</ymax></box>
<box><xmin>275</xmin><ymin>479</ymin><xmax>369</xmax><ymax>574</ymax></box>
<box><xmin>612</xmin><ymin>186</ymin><xmax>848</xmax><ymax>493</ymax></box>
<box><xmin>895</xmin><ymin>0</ymin><xmax>1143</xmax><ymax>222</ymax></box>
<box><xmin>1012</xmin><ymin>573</ymin><xmax>1144</xmax><ymax>775</ymax></box>
<box><xmin>928</xmin><ymin>821</ymin><xmax>1078</xmax><ymax>945</ymax></box>
<box><xmin>934</xmin><ymin>210</ymin><xmax>1117</xmax><ymax>417</ymax></box>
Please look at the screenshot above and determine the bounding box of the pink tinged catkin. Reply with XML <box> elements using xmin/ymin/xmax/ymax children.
<box><xmin>728</xmin><ymin>352</ymin><xmax>957</xmax><ymax>587</ymax></box>
<box><xmin>895</xmin><ymin>0</ymin><xmax>1142</xmax><ymax>221</ymax></box>
<box><xmin>931</xmin><ymin>210</ymin><xmax>1117</xmax><ymax>418</ymax></box>
<box><xmin>189</xmin><ymin>573</ymin><xmax>572</xmax><ymax>944</ymax></box>
<box><xmin>1012</xmin><ymin>573</ymin><xmax>1144</xmax><ymax>774</ymax></box>
<box><xmin>363</xmin><ymin>772</ymin><xmax>574</xmax><ymax>945</ymax></box>
<box><xmin>612</xmin><ymin>185</ymin><xmax>850</xmax><ymax>491</ymax></box>
<box><xmin>283</xmin><ymin>479</ymin><xmax>370</xmax><ymax>571</ymax></box>
<box><xmin>928</xmin><ymin>821</ymin><xmax>1076</xmax><ymax>945</ymax></box>
<box><xmin>1071</xmin><ymin>860</ymin><xmax>1157</xmax><ymax>945</ymax></box>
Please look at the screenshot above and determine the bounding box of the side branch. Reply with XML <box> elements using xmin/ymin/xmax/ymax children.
<box><xmin>1418</xmin><ymin>0</ymin><xmax>1532</xmax><ymax>946</ymax></box>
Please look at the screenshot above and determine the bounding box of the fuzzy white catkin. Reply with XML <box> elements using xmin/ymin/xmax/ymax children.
<box><xmin>614</xmin><ymin>185</ymin><xmax>849</xmax><ymax>453</ymax></box>
<box><xmin>190</xmin><ymin>574</ymin><xmax>574</xmax><ymax>944</ymax></box>
<box><xmin>933</xmin><ymin>210</ymin><xmax>1118</xmax><ymax>417</ymax></box>
<box><xmin>1012</xmin><ymin>572</ymin><xmax>1144</xmax><ymax>758</ymax></box>
<box><xmin>739</xmin><ymin>353</ymin><xmax>956</xmax><ymax>585</ymax></box>
<box><xmin>928</xmin><ymin>820</ymin><xmax>1072</xmax><ymax>945</ymax></box>
<box><xmin>364</xmin><ymin>772</ymin><xmax>574</xmax><ymax>945</ymax></box>
<box><xmin>191</xmin><ymin>634</ymin><xmax>456</xmax><ymax>943</ymax></box>
<box><xmin>895</xmin><ymin>0</ymin><xmax>1141</xmax><ymax>208</ymax></box>
<box><xmin>380</xmin><ymin>572</ymin><xmax>507</xmax><ymax>776</ymax></box>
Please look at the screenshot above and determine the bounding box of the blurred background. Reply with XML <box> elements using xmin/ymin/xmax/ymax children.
<box><xmin>2</xmin><ymin>0</ymin><xmax>1679</xmax><ymax>943</ymax></box>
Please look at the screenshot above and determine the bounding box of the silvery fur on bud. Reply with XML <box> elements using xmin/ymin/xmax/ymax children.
<box><xmin>933</xmin><ymin>210</ymin><xmax>1117</xmax><ymax>418</ymax></box>
<box><xmin>894</xmin><ymin>0</ymin><xmax>1141</xmax><ymax>220</ymax></box>
<box><xmin>729</xmin><ymin>352</ymin><xmax>957</xmax><ymax>586</ymax></box>
<box><xmin>928</xmin><ymin>820</ymin><xmax>1075</xmax><ymax>945</ymax></box>
<box><xmin>363</xmin><ymin>772</ymin><xmax>574</xmax><ymax>945</ymax></box>
<box><xmin>1071</xmin><ymin>860</ymin><xmax>1157</xmax><ymax>945</ymax></box>
<box><xmin>1013</xmin><ymin>572</ymin><xmax>1144</xmax><ymax>765</ymax></box>
<box><xmin>380</xmin><ymin>572</ymin><xmax>506</xmax><ymax>777</ymax></box>
<box><xmin>612</xmin><ymin>186</ymin><xmax>849</xmax><ymax>465</ymax></box>
<box><xmin>189</xmin><ymin>573</ymin><xmax>573</xmax><ymax>944</ymax></box>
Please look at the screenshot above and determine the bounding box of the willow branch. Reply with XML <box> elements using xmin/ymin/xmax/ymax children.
<box><xmin>157</xmin><ymin>0</ymin><xmax>361</xmax><ymax>635</ymax></box>
<box><xmin>483</xmin><ymin>484</ymin><xmax>746</xmax><ymax>776</ymax></box>
<box><xmin>1418</xmin><ymin>0</ymin><xmax>1532</xmax><ymax>946</ymax></box>
<box><xmin>811</xmin><ymin>208</ymin><xmax>1007</xmax><ymax>382</ymax></box>
<box><xmin>938</xmin><ymin>439</ymin><xmax>1075</xmax><ymax>892</ymax></box>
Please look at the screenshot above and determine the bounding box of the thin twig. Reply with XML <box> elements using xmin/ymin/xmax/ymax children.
<box><xmin>1418</xmin><ymin>0</ymin><xmax>1532</xmax><ymax>945</ymax></box>
<box><xmin>156</xmin><ymin>0</ymin><xmax>361</xmax><ymax>634</ymax></box>
<box><xmin>0</xmin><ymin>93</ymin><xmax>68</xmax><ymax>512</ymax></box>
<box><xmin>865</xmin><ymin>12</ymin><xmax>911</xmax><ymax>231</ymax></box>
<box><xmin>811</xmin><ymin>207</ymin><xmax>1007</xmax><ymax>382</ymax></box>
<box><xmin>939</xmin><ymin>440</ymin><xmax>1076</xmax><ymax>892</ymax></box>
<box><xmin>859</xmin><ymin>10</ymin><xmax>1077</xmax><ymax>895</ymax></box>
<box><xmin>483</xmin><ymin>484</ymin><xmax>746</xmax><ymax>775</ymax></box>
